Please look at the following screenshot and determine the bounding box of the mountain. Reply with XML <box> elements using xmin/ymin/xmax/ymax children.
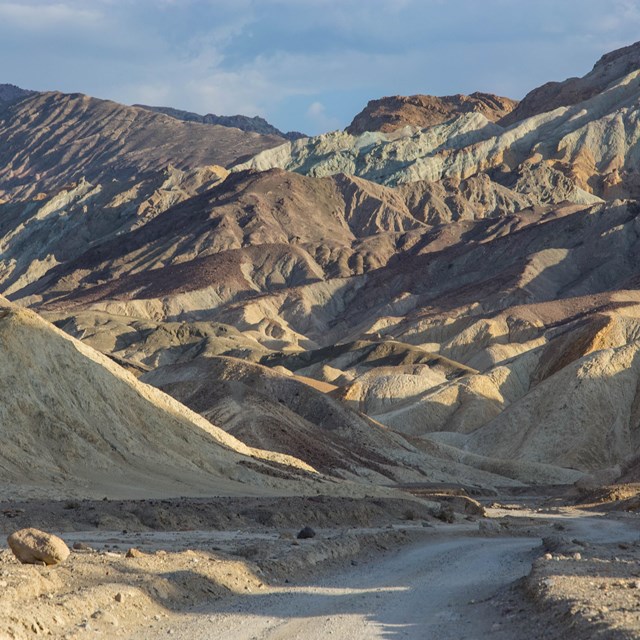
<box><xmin>500</xmin><ymin>40</ymin><xmax>640</xmax><ymax>126</ymax></box>
<box><xmin>237</xmin><ymin>44</ymin><xmax>640</xmax><ymax>201</ymax></box>
<box><xmin>0</xmin><ymin>297</ymin><xmax>317</xmax><ymax>500</ymax></box>
<box><xmin>347</xmin><ymin>92</ymin><xmax>517</xmax><ymax>135</ymax></box>
<box><xmin>137</xmin><ymin>104</ymin><xmax>306</xmax><ymax>140</ymax></box>
<box><xmin>0</xmin><ymin>83</ymin><xmax>34</xmax><ymax>104</ymax></box>
<box><xmin>0</xmin><ymin>90</ymin><xmax>284</xmax><ymax>201</ymax></box>
<box><xmin>5</xmin><ymin>42</ymin><xmax>640</xmax><ymax>493</ymax></box>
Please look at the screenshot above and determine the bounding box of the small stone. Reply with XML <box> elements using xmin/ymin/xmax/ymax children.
<box><xmin>573</xmin><ymin>552</ymin><xmax>582</xmax><ymax>560</ymax></box>
<box><xmin>543</xmin><ymin>553</ymin><xmax>553</xmax><ymax>560</ymax></box>
<box><xmin>7</xmin><ymin>528</ymin><xmax>70</xmax><ymax>565</ymax></box>
<box><xmin>73</xmin><ymin>542</ymin><xmax>93</xmax><ymax>551</ymax></box>
<box><xmin>296</xmin><ymin>526</ymin><xmax>316</xmax><ymax>539</ymax></box>
<box><xmin>630</xmin><ymin>581</ymin><xmax>640</xmax><ymax>589</ymax></box>
<box><xmin>126</xmin><ymin>548</ymin><xmax>144</xmax><ymax>558</ymax></box>
<box><xmin>114</xmin><ymin>592</ymin><xmax>124</xmax><ymax>603</ymax></box>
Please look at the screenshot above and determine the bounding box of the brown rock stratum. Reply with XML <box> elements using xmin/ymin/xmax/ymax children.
<box><xmin>347</xmin><ymin>92</ymin><xmax>518</xmax><ymax>134</ymax></box>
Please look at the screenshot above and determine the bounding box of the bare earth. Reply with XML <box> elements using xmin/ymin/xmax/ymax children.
<box><xmin>3</xmin><ymin>491</ymin><xmax>640</xmax><ymax>639</ymax></box>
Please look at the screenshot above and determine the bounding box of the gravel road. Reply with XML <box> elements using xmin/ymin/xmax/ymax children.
<box><xmin>134</xmin><ymin>535</ymin><xmax>538</xmax><ymax>639</ymax></box>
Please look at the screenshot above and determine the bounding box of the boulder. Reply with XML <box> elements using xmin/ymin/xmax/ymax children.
<box><xmin>7</xmin><ymin>528</ymin><xmax>70</xmax><ymax>565</ymax></box>
<box><xmin>296</xmin><ymin>526</ymin><xmax>316</xmax><ymax>539</ymax></box>
<box><xmin>541</xmin><ymin>535</ymin><xmax>583</xmax><ymax>554</ymax></box>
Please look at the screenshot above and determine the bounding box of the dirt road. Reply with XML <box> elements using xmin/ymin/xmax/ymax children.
<box><xmin>135</xmin><ymin>535</ymin><xmax>538</xmax><ymax>640</ymax></box>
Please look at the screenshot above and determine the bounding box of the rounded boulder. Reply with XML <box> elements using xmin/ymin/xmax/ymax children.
<box><xmin>7</xmin><ymin>528</ymin><xmax>70</xmax><ymax>565</ymax></box>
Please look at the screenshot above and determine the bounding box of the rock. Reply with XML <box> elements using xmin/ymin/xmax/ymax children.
<box><xmin>114</xmin><ymin>592</ymin><xmax>124</xmax><ymax>603</ymax></box>
<box><xmin>125</xmin><ymin>547</ymin><xmax>144</xmax><ymax>558</ymax></box>
<box><xmin>7</xmin><ymin>528</ymin><xmax>70</xmax><ymax>565</ymax></box>
<box><xmin>296</xmin><ymin>526</ymin><xmax>316</xmax><ymax>539</ymax></box>
<box><xmin>72</xmin><ymin>542</ymin><xmax>93</xmax><ymax>551</ymax></box>
<box><xmin>542</xmin><ymin>535</ymin><xmax>581</xmax><ymax>554</ymax></box>
<box><xmin>436</xmin><ymin>506</ymin><xmax>455</xmax><ymax>524</ymax></box>
<box><xmin>346</xmin><ymin>92</ymin><xmax>517</xmax><ymax>135</ymax></box>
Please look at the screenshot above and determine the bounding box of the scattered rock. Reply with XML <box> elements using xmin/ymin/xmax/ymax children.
<box><xmin>436</xmin><ymin>506</ymin><xmax>455</xmax><ymax>524</ymax></box>
<box><xmin>7</xmin><ymin>528</ymin><xmax>70</xmax><ymax>565</ymax></box>
<box><xmin>114</xmin><ymin>592</ymin><xmax>124</xmax><ymax>603</ymax></box>
<box><xmin>72</xmin><ymin>542</ymin><xmax>93</xmax><ymax>551</ymax></box>
<box><xmin>125</xmin><ymin>547</ymin><xmax>144</xmax><ymax>558</ymax></box>
<box><xmin>541</xmin><ymin>535</ymin><xmax>579</xmax><ymax>554</ymax></box>
<box><xmin>296</xmin><ymin>526</ymin><xmax>316</xmax><ymax>539</ymax></box>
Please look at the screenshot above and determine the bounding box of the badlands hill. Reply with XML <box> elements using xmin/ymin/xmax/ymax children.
<box><xmin>347</xmin><ymin>92</ymin><xmax>517</xmax><ymax>135</ymax></box>
<box><xmin>0</xmin><ymin>297</ymin><xmax>320</xmax><ymax>500</ymax></box>
<box><xmin>0</xmin><ymin>83</ymin><xmax>34</xmax><ymax>105</ymax></box>
<box><xmin>0</xmin><ymin>90</ymin><xmax>283</xmax><ymax>201</ymax></box>
<box><xmin>240</xmin><ymin>41</ymin><xmax>640</xmax><ymax>200</ymax></box>
<box><xmin>137</xmin><ymin>104</ymin><xmax>306</xmax><ymax>140</ymax></box>
<box><xmin>4</xmin><ymin>41</ymin><xmax>640</xmax><ymax>496</ymax></box>
<box><xmin>501</xmin><ymin>39</ymin><xmax>640</xmax><ymax>126</ymax></box>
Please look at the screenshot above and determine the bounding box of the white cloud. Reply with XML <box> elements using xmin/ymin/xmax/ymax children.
<box><xmin>1</xmin><ymin>0</ymin><xmax>640</xmax><ymax>135</ymax></box>
<box><xmin>306</xmin><ymin>101</ymin><xmax>341</xmax><ymax>132</ymax></box>
<box><xmin>0</xmin><ymin>2</ymin><xmax>101</xmax><ymax>30</ymax></box>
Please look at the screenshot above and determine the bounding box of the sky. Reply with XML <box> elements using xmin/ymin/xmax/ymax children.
<box><xmin>1</xmin><ymin>0</ymin><xmax>639</xmax><ymax>135</ymax></box>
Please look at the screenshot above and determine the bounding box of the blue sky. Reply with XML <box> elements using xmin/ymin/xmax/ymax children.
<box><xmin>1</xmin><ymin>0</ymin><xmax>639</xmax><ymax>135</ymax></box>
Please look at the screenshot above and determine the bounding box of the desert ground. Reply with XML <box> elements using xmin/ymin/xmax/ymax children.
<box><xmin>3</xmin><ymin>486</ymin><xmax>640</xmax><ymax>639</ymax></box>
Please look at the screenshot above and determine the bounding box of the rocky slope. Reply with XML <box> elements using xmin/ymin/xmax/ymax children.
<box><xmin>501</xmin><ymin>40</ymin><xmax>640</xmax><ymax>126</ymax></box>
<box><xmin>0</xmin><ymin>91</ymin><xmax>283</xmax><ymax>201</ymax></box>
<box><xmin>238</xmin><ymin>44</ymin><xmax>640</xmax><ymax>201</ymax></box>
<box><xmin>347</xmin><ymin>92</ymin><xmax>517</xmax><ymax>134</ymax></box>
<box><xmin>0</xmin><ymin>83</ymin><xmax>34</xmax><ymax>105</ymax></box>
<box><xmin>137</xmin><ymin>104</ymin><xmax>305</xmax><ymax>140</ymax></box>
<box><xmin>0</xmin><ymin>297</ymin><xmax>318</xmax><ymax>500</ymax></box>
<box><xmin>4</xmin><ymin>42</ymin><xmax>640</xmax><ymax>492</ymax></box>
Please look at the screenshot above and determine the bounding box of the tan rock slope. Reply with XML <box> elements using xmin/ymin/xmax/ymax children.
<box><xmin>238</xmin><ymin>41</ymin><xmax>640</xmax><ymax>201</ymax></box>
<box><xmin>501</xmin><ymin>40</ymin><xmax>640</xmax><ymax>126</ymax></box>
<box><xmin>4</xmin><ymin>42</ymin><xmax>640</xmax><ymax>490</ymax></box>
<box><xmin>139</xmin><ymin>354</ymin><xmax>578</xmax><ymax>486</ymax></box>
<box><xmin>140</xmin><ymin>355</ymin><xmax>451</xmax><ymax>483</ymax></box>
<box><xmin>0</xmin><ymin>297</ymin><xmax>317</xmax><ymax>500</ymax></box>
<box><xmin>0</xmin><ymin>91</ymin><xmax>282</xmax><ymax>201</ymax></box>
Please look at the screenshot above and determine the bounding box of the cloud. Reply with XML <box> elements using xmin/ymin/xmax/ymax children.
<box><xmin>1</xmin><ymin>0</ymin><xmax>639</xmax><ymax>135</ymax></box>
<box><xmin>306</xmin><ymin>101</ymin><xmax>341</xmax><ymax>132</ymax></box>
<box><xmin>0</xmin><ymin>2</ymin><xmax>101</xmax><ymax>30</ymax></box>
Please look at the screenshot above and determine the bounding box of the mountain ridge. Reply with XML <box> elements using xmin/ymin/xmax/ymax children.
<box><xmin>136</xmin><ymin>104</ymin><xmax>306</xmax><ymax>140</ymax></box>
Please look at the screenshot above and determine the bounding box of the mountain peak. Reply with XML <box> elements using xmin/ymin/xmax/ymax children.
<box><xmin>346</xmin><ymin>92</ymin><xmax>518</xmax><ymax>135</ymax></box>
<box><xmin>501</xmin><ymin>39</ymin><xmax>640</xmax><ymax>126</ymax></box>
<box><xmin>0</xmin><ymin>83</ymin><xmax>35</xmax><ymax>105</ymax></box>
<box><xmin>136</xmin><ymin>104</ymin><xmax>306</xmax><ymax>141</ymax></box>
